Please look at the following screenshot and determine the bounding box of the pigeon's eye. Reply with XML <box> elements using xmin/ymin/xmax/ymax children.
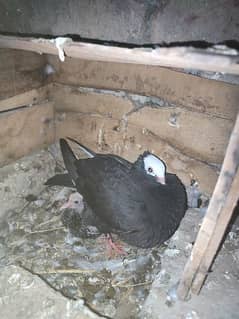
<box><xmin>148</xmin><ymin>167</ymin><xmax>153</xmax><ymax>173</ymax></box>
<box><xmin>74</xmin><ymin>200</ymin><xmax>79</xmax><ymax>204</ymax></box>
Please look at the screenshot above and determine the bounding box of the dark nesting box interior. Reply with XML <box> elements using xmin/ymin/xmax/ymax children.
<box><xmin>0</xmin><ymin>1</ymin><xmax>239</xmax><ymax>318</ymax></box>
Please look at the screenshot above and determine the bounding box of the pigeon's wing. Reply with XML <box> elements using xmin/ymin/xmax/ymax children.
<box><xmin>67</xmin><ymin>137</ymin><xmax>133</xmax><ymax>169</ymax></box>
<box><xmin>104</xmin><ymin>154</ymin><xmax>133</xmax><ymax>170</ymax></box>
<box><xmin>67</xmin><ymin>137</ymin><xmax>96</xmax><ymax>158</ymax></box>
<box><xmin>45</xmin><ymin>173</ymin><xmax>75</xmax><ymax>187</ymax></box>
<box><xmin>45</xmin><ymin>139</ymin><xmax>133</xmax><ymax>188</ymax></box>
<box><xmin>74</xmin><ymin>156</ymin><xmax>155</xmax><ymax>235</ymax></box>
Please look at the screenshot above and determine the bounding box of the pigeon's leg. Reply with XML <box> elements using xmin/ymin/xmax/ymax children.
<box><xmin>101</xmin><ymin>233</ymin><xmax>127</xmax><ymax>257</ymax></box>
<box><xmin>97</xmin><ymin>233</ymin><xmax>126</xmax><ymax>256</ymax></box>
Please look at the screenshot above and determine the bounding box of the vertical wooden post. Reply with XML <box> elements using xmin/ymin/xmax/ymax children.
<box><xmin>177</xmin><ymin>112</ymin><xmax>239</xmax><ymax>300</ymax></box>
<box><xmin>191</xmin><ymin>168</ymin><xmax>239</xmax><ymax>294</ymax></box>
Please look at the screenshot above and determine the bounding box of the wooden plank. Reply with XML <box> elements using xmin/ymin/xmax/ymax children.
<box><xmin>0</xmin><ymin>70</ymin><xmax>15</xmax><ymax>100</ymax></box>
<box><xmin>0</xmin><ymin>48</ymin><xmax>14</xmax><ymax>71</ymax></box>
<box><xmin>0</xmin><ymin>35</ymin><xmax>239</xmax><ymax>74</ymax></box>
<box><xmin>0</xmin><ymin>48</ymin><xmax>45</xmax><ymax>100</ymax></box>
<box><xmin>51</xmin><ymin>84</ymin><xmax>133</xmax><ymax>118</ymax></box>
<box><xmin>0</xmin><ymin>101</ymin><xmax>54</xmax><ymax>167</ymax></box>
<box><xmin>0</xmin><ymin>48</ymin><xmax>45</xmax><ymax>72</ymax></box>
<box><xmin>0</xmin><ymin>68</ymin><xmax>45</xmax><ymax>101</ymax></box>
<box><xmin>128</xmin><ymin>107</ymin><xmax>233</xmax><ymax>164</ymax></box>
<box><xmin>13</xmin><ymin>49</ymin><xmax>45</xmax><ymax>71</ymax></box>
<box><xmin>51</xmin><ymin>84</ymin><xmax>233</xmax><ymax>164</ymax></box>
<box><xmin>55</xmin><ymin>111</ymin><xmax>218</xmax><ymax>195</ymax></box>
<box><xmin>177</xmin><ymin>112</ymin><xmax>239</xmax><ymax>300</ymax></box>
<box><xmin>0</xmin><ymin>85</ymin><xmax>51</xmax><ymax>112</ymax></box>
<box><xmin>191</xmin><ymin>167</ymin><xmax>239</xmax><ymax>294</ymax></box>
<box><xmin>47</xmin><ymin>56</ymin><xmax>239</xmax><ymax>121</ymax></box>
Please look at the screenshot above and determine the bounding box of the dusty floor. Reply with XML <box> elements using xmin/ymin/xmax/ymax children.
<box><xmin>0</xmin><ymin>144</ymin><xmax>238</xmax><ymax>319</ymax></box>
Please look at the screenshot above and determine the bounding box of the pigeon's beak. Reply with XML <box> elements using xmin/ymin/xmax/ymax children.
<box><xmin>60</xmin><ymin>200</ymin><xmax>72</xmax><ymax>210</ymax></box>
<box><xmin>156</xmin><ymin>176</ymin><xmax>166</xmax><ymax>185</ymax></box>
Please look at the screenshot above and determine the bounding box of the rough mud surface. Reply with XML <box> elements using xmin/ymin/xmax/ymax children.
<box><xmin>0</xmin><ymin>145</ymin><xmax>238</xmax><ymax>319</ymax></box>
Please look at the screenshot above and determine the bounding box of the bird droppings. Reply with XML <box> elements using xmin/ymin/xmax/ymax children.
<box><xmin>0</xmin><ymin>144</ymin><xmax>239</xmax><ymax>319</ymax></box>
<box><xmin>168</xmin><ymin>113</ymin><xmax>180</xmax><ymax>128</ymax></box>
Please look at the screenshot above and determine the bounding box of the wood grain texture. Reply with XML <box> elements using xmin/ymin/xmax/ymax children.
<box><xmin>0</xmin><ymin>35</ymin><xmax>239</xmax><ymax>74</ymax></box>
<box><xmin>51</xmin><ymin>84</ymin><xmax>133</xmax><ymax>118</ymax></box>
<box><xmin>128</xmin><ymin>107</ymin><xmax>233</xmax><ymax>164</ymax></box>
<box><xmin>0</xmin><ymin>85</ymin><xmax>51</xmax><ymax>112</ymax></box>
<box><xmin>0</xmin><ymin>101</ymin><xmax>54</xmax><ymax>167</ymax></box>
<box><xmin>0</xmin><ymin>48</ymin><xmax>45</xmax><ymax>100</ymax></box>
<box><xmin>191</xmin><ymin>167</ymin><xmax>239</xmax><ymax>294</ymax></box>
<box><xmin>51</xmin><ymin>84</ymin><xmax>233</xmax><ymax>164</ymax></box>
<box><xmin>47</xmin><ymin>55</ymin><xmax>239</xmax><ymax>120</ymax></box>
<box><xmin>177</xmin><ymin>113</ymin><xmax>239</xmax><ymax>299</ymax></box>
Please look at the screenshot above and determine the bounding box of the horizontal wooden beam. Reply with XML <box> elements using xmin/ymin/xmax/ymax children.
<box><xmin>0</xmin><ymin>35</ymin><xmax>239</xmax><ymax>74</ymax></box>
<box><xmin>47</xmin><ymin>56</ymin><xmax>239</xmax><ymax>121</ymax></box>
<box><xmin>0</xmin><ymin>101</ymin><xmax>54</xmax><ymax>167</ymax></box>
<box><xmin>0</xmin><ymin>48</ymin><xmax>45</xmax><ymax>100</ymax></box>
<box><xmin>0</xmin><ymin>85</ymin><xmax>51</xmax><ymax>112</ymax></box>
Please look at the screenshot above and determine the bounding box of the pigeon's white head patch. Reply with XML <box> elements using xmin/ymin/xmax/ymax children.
<box><xmin>143</xmin><ymin>154</ymin><xmax>166</xmax><ymax>184</ymax></box>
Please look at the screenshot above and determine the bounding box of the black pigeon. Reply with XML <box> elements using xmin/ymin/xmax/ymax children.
<box><xmin>46</xmin><ymin>138</ymin><xmax>187</xmax><ymax>248</ymax></box>
<box><xmin>46</xmin><ymin>137</ymin><xmax>133</xmax><ymax>188</ymax></box>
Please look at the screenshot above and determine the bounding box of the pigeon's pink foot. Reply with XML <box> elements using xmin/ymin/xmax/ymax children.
<box><xmin>106</xmin><ymin>234</ymin><xmax>127</xmax><ymax>257</ymax></box>
<box><xmin>98</xmin><ymin>234</ymin><xmax>127</xmax><ymax>257</ymax></box>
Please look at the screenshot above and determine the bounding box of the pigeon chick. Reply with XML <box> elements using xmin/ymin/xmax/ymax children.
<box><xmin>60</xmin><ymin>192</ymin><xmax>100</xmax><ymax>239</ymax></box>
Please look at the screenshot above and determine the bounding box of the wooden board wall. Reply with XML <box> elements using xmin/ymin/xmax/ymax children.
<box><xmin>46</xmin><ymin>55</ymin><xmax>239</xmax><ymax>120</ymax></box>
<box><xmin>52</xmin><ymin>84</ymin><xmax>234</xmax><ymax>164</ymax></box>
<box><xmin>45</xmin><ymin>55</ymin><xmax>238</xmax><ymax>194</ymax></box>
<box><xmin>0</xmin><ymin>80</ymin><xmax>232</xmax><ymax>195</ymax></box>
<box><xmin>0</xmin><ymin>85</ymin><xmax>54</xmax><ymax>167</ymax></box>
<box><xmin>0</xmin><ymin>49</ymin><xmax>46</xmax><ymax>101</ymax></box>
<box><xmin>52</xmin><ymin>84</ymin><xmax>226</xmax><ymax>195</ymax></box>
<box><xmin>0</xmin><ymin>85</ymin><xmax>51</xmax><ymax>112</ymax></box>
<box><xmin>0</xmin><ymin>50</ymin><xmax>238</xmax><ymax>196</ymax></box>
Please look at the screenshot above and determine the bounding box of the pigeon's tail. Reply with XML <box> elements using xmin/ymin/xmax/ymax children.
<box><xmin>60</xmin><ymin>138</ymin><xmax>78</xmax><ymax>185</ymax></box>
<box><xmin>67</xmin><ymin>137</ymin><xmax>95</xmax><ymax>158</ymax></box>
<box><xmin>45</xmin><ymin>138</ymin><xmax>95</xmax><ymax>188</ymax></box>
<box><xmin>45</xmin><ymin>173</ymin><xmax>74</xmax><ymax>187</ymax></box>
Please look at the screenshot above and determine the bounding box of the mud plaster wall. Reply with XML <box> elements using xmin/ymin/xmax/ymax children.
<box><xmin>0</xmin><ymin>49</ymin><xmax>238</xmax><ymax>196</ymax></box>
